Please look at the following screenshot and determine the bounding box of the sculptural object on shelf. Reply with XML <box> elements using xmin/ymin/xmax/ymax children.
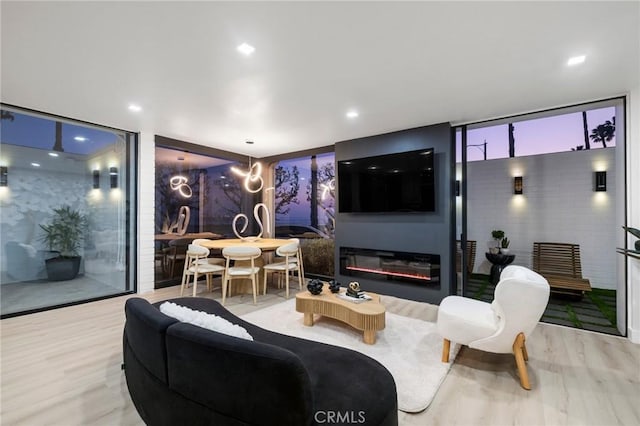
<box><xmin>346</xmin><ymin>281</ymin><xmax>364</xmax><ymax>298</ymax></box>
<box><xmin>162</xmin><ymin>206</ymin><xmax>190</xmax><ymax>235</ymax></box>
<box><xmin>232</xmin><ymin>203</ymin><xmax>270</xmax><ymax>242</ymax></box>
<box><xmin>307</xmin><ymin>278</ymin><xmax>323</xmax><ymax>295</ymax></box>
<box><xmin>328</xmin><ymin>279</ymin><xmax>340</xmax><ymax>293</ymax></box>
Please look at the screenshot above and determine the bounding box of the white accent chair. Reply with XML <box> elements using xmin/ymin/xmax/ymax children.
<box><xmin>262</xmin><ymin>240</ymin><xmax>303</xmax><ymax>298</ymax></box>
<box><xmin>221</xmin><ymin>246</ymin><xmax>262</xmax><ymax>305</ymax></box>
<box><xmin>180</xmin><ymin>244</ymin><xmax>226</xmax><ymax>297</ymax></box>
<box><xmin>436</xmin><ymin>265</ymin><xmax>550</xmax><ymax>389</ymax></box>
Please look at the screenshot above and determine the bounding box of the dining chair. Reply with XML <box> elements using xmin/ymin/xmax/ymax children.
<box><xmin>221</xmin><ymin>246</ymin><xmax>262</xmax><ymax>305</ymax></box>
<box><xmin>191</xmin><ymin>238</ymin><xmax>225</xmax><ymax>266</ymax></box>
<box><xmin>262</xmin><ymin>240</ymin><xmax>303</xmax><ymax>298</ymax></box>
<box><xmin>165</xmin><ymin>237</ymin><xmax>192</xmax><ymax>278</ymax></box>
<box><xmin>288</xmin><ymin>238</ymin><xmax>306</xmax><ymax>288</ymax></box>
<box><xmin>181</xmin><ymin>244</ymin><xmax>226</xmax><ymax>297</ymax></box>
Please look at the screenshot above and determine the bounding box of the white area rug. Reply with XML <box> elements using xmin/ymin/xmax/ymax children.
<box><xmin>241</xmin><ymin>299</ymin><xmax>460</xmax><ymax>413</ymax></box>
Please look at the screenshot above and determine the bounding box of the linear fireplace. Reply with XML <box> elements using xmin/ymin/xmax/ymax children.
<box><xmin>339</xmin><ymin>247</ymin><xmax>440</xmax><ymax>286</ymax></box>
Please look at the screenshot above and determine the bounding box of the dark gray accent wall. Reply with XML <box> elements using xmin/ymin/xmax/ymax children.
<box><xmin>334</xmin><ymin>123</ymin><xmax>454</xmax><ymax>304</ymax></box>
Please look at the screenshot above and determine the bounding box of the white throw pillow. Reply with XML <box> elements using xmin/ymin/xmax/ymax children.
<box><xmin>159</xmin><ymin>301</ymin><xmax>253</xmax><ymax>341</ymax></box>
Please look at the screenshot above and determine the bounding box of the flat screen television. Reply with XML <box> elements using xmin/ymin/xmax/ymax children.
<box><xmin>338</xmin><ymin>148</ymin><xmax>435</xmax><ymax>213</ymax></box>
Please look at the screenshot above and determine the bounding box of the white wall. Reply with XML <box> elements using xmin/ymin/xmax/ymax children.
<box><xmin>627</xmin><ymin>86</ymin><xmax>640</xmax><ymax>343</ymax></box>
<box><xmin>466</xmin><ymin>148</ymin><xmax>617</xmax><ymax>290</ymax></box>
<box><xmin>137</xmin><ymin>132</ymin><xmax>155</xmax><ymax>293</ymax></box>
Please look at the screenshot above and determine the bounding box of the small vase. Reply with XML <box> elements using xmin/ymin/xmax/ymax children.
<box><xmin>500</xmin><ymin>248</ymin><xmax>510</xmax><ymax>255</ymax></box>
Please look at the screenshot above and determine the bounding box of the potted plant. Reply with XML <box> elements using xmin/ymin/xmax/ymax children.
<box><xmin>490</xmin><ymin>230</ymin><xmax>504</xmax><ymax>254</ymax></box>
<box><xmin>501</xmin><ymin>237</ymin><xmax>511</xmax><ymax>254</ymax></box>
<box><xmin>39</xmin><ymin>205</ymin><xmax>88</xmax><ymax>281</ymax></box>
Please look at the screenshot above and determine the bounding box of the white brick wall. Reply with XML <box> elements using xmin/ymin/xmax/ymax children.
<box><xmin>137</xmin><ymin>132</ymin><xmax>155</xmax><ymax>293</ymax></box>
<box><xmin>465</xmin><ymin>148</ymin><xmax>617</xmax><ymax>290</ymax></box>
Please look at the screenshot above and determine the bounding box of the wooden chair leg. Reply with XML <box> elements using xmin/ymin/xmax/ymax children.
<box><xmin>513</xmin><ymin>332</ymin><xmax>531</xmax><ymax>390</ymax></box>
<box><xmin>222</xmin><ymin>276</ymin><xmax>228</xmax><ymax>306</ymax></box>
<box><xmin>442</xmin><ymin>338</ymin><xmax>451</xmax><ymax>363</ymax></box>
<box><xmin>285</xmin><ymin>268</ymin><xmax>290</xmax><ymax>299</ymax></box>
<box><xmin>251</xmin><ymin>274</ymin><xmax>257</xmax><ymax>305</ymax></box>
<box><xmin>192</xmin><ymin>271</ymin><xmax>199</xmax><ymax>297</ymax></box>
<box><xmin>522</xmin><ymin>336</ymin><xmax>529</xmax><ymax>362</ymax></box>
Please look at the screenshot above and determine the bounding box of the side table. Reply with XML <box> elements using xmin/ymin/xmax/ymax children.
<box><xmin>485</xmin><ymin>252</ymin><xmax>516</xmax><ymax>284</ymax></box>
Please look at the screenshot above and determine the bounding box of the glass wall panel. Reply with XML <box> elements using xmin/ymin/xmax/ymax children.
<box><xmin>0</xmin><ymin>105</ymin><xmax>137</xmax><ymax>317</ymax></box>
<box><xmin>274</xmin><ymin>152</ymin><xmax>335</xmax><ymax>278</ymax></box>
<box><xmin>154</xmin><ymin>147</ymin><xmax>242</xmax><ymax>287</ymax></box>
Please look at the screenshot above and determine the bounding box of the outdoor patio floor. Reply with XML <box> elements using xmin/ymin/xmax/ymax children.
<box><xmin>465</xmin><ymin>274</ymin><xmax>621</xmax><ymax>336</ymax></box>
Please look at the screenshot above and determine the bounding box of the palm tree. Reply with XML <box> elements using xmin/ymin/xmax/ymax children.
<box><xmin>508</xmin><ymin>123</ymin><xmax>515</xmax><ymax>157</ymax></box>
<box><xmin>589</xmin><ymin>119</ymin><xmax>615</xmax><ymax>148</ymax></box>
<box><xmin>582</xmin><ymin>111</ymin><xmax>590</xmax><ymax>149</ymax></box>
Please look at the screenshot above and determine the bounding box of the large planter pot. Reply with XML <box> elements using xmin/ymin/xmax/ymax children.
<box><xmin>45</xmin><ymin>256</ymin><xmax>82</xmax><ymax>281</ymax></box>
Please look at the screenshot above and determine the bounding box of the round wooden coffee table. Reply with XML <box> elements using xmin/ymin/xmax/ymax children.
<box><xmin>295</xmin><ymin>284</ymin><xmax>386</xmax><ymax>344</ymax></box>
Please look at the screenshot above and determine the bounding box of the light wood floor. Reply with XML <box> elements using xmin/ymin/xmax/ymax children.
<box><xmin>1</xmin><ymin>283</ymin><xmax>639</xmax><ymax>425</ymax></box>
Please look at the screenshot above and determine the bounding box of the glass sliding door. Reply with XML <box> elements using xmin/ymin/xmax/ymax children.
<box><xmin>0</xmin><ymin>105</ymin><xmax>137</xmax><ymax>317</ymax></box>
<box><xmin>459</xmin><ymin>98</ymin><xmax>625</xmax><ymax>336</ymax></box>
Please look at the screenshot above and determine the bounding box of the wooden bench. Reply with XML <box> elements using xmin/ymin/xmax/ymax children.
<box><xmin>532</xmin><ymin>242</ymin><xmax>592</xmax><ymax>295</ymax></box>
<box><xmin>456</xmin><ymin>240</ymin><xmax>477</xmax><ymax>276</ymax></box>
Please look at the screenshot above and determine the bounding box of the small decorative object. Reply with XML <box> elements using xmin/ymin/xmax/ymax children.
<box><xmin>232</xmin><ymin>203</ymin><xmax>270</xmax><ymax>242</ymax></box>
<box><xmin>328</xmin><ymin>279</ymin><xmax>340</xmax><ymax>293</ymax></box>
<box><xmin>307</xmin><ymin>278</ymin><xmax>324</xmax><ymax>295</ymax></box>
<box><xmin>490</xmin><ymin>230</ymin><xmax>504</xmax><ymax>254</ymax></box>
<box><xmin>500</xmin><ymin>237</ymin><xmax>510</xmax><ymax>254</ymax></box>
<box><xmin>346</xmin><ymin>281</ymin><xmax>365</xmax><ymax>298</ymax></box>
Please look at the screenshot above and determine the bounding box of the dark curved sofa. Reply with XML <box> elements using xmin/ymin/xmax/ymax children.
<box><xmin>123</xmin><ymin>297</ymin><xmax>398</xmax><ymax>426</ymax></box>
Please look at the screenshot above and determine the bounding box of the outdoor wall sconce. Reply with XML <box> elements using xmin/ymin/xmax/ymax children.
<box><xmin>455</xmin><ymin>180</ymin><xmax>460</xmax><ymax>197</ymax></box>
<box><xmin>92</xmin><ymin>170</ymin><xmax>100</xmax><ymax>189</ymax></box>
<box><xmin>594</xmin><ymin>171</ymin><xmax>607</xmax><ymax>192</ymax></box>
<box><xmin>513</xmin><ymin>176</ymin><xmax>523</xmax><ymax>194</ymax></box>
<box><xmin>110</xmin><ymin>167</ymin><xmax>118</xmax><ymax>188</ymax></box>
<box><xmin>0</xmin><ymin>166</ymin><xmax>7</xmax><ymax>187</ymax></box>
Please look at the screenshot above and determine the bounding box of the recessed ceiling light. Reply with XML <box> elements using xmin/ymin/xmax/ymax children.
<box><xmin>128</xmin><ymin>103</ymin><xmax>142</xmax><ymax>112</ymax></box>
<box><xmin>237</xmin><ymin>43</ymin><xmax>255</xmax><ymax>56</ymax></box>
<box><xmin>567</xmin><ymin>55</ymin><xmax>586</xmax><ymax>66</ymax></box>
<box><xmin>177</xmin><ymin>157</ymin><xmax>185</xmax><ymax>161</ymax></box>
<box><xmin>346</xmin><ymin>110</ymin><xmax>359</xmax><ymax>119</ymax></box>
<box><xmin>245</xmin><ymin>140</ymin><xmax>254</xmax><ymax>145</ymax></box>
<box><xmin>48</xmin><ymin>152</ymin><xmax>59</xmax><ymax>157</ymax></box>
<box><xmin>74</xmin><ymin>136</ymin><xmax>87</xmax><ymax>142</ymax></box>
<box><xmin>31</xmin><ymin>162</ymin><xmax>41</xmax><ymax>167</ymax></box>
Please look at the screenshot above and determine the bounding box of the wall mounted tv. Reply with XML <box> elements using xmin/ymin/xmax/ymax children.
<box><xmin>338</xmin><ymin>148</ymin><xmax>435</xmax><ymax>213</ymax></box>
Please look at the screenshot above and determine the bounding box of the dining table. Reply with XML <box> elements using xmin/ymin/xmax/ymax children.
<box><xmin>197</xmin><ymin>238</ymin><xmax>291</xmax><ymax>251</ymax></box>
<box><xmin>198</xmin><ymin>238</ymin><xmax>294</xmax><ymax>296</ymax></box>
<box><xmin>154</xmin><ymin>232</ymin><xmax>224</xmax><ymax>242</ymax></box>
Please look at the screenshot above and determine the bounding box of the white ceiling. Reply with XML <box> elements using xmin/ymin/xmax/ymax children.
<box><xmin>2</xmin><ymin>1</ymin><xmax>638</xmax><ymax>158</ymax></box>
